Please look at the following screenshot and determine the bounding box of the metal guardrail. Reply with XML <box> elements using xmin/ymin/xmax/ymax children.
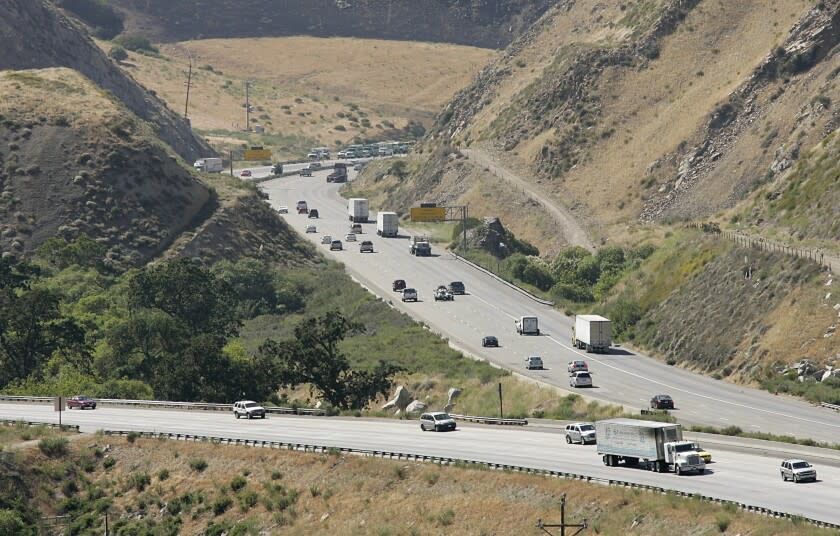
<box><xmin>821</xmin><ymin>402</ymin><xmax>840</xmax><ymax>412</ymax></box>
<box><xmin>450</xmin><ymin>413</ymin><xmax>527</xmax><ymax>426</ymax></box>
<box><xmin>0</xmin><ymin>395</ymin><xmax>326</xmax><ymax>416</ymax></box>
<box><xmin>102</xmin><ymin>429</ymin><xmax>840</xmax><ymax>530</ymax></box>
<box><xmin>0</xmin><ymin>419</ymin><xmax>79</xmax><ymax>432</ymax></box>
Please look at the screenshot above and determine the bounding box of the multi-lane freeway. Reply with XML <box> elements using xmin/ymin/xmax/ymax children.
<box><xmin>260</xmin><ymin>168</ymin><xmax>840</xmax><ymax>444</ymax></box>
<box><xmin>1</xmin><ymin>403</ymin><xmax>838</xmax><ymax>525</ymax></box>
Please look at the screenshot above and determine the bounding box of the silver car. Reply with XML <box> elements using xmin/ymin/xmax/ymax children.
<box><xmin>569</xmin><ymin>371</ymin><xmax>593</xmax><ymax>388</ymax></box>
<box><xmin>781</xmin><ymin>459</ymin><xmax>817</xmax><ymax>482</ymax></box>
<box><xmin>565</xmin><ymin>422</ymin><xmax>596</xmax><ymax>444</ymax></box>
<box><xmin>419</xmin><ymin>412</ymin><xmax>456</xmax><ymax>432</ymax></box>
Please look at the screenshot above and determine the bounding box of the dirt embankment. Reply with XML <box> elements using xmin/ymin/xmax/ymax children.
<box><xmin>112</xmin><ymin>0</ymin><xmax>552</xmax><ymax>49</ymax></box>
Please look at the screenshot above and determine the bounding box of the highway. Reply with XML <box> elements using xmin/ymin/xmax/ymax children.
<box><xmin>2</xmin><ymin>403</ymin><xmax>838</xmax><ymax>525</ymax></box>
<box><xmin>260</xmin><ymin>169</ymin><xmax>840</xmax><ymax>444</ymax></box>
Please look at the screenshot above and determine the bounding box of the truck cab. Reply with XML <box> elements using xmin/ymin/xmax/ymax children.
<box><xmin>665</xmin><ymin>441</ymin><xmax>706</xmax><ymax>475</ymax></box>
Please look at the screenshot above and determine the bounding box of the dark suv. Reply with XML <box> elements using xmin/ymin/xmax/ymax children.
<box><xmin>448</xmin><ymin>281</ymin><xmax>465</xmax><ymax>294</ymax></box>
<box><xmin>650</xmin><ymin>394</ymin><xmax>675</xmax><ymax>410</ymax></box>
<box><xmin>392</xmin><ymin>279</ymin><xmax>406</xmax><ymax>292</ymax></box>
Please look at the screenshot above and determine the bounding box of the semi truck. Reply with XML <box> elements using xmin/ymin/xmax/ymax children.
<box><xmin>193</xmin><ymin>157</ymin><xmax>223</xmax><ymax>173</ymax></box>
<box><xmin>376</xmin><ymin>212</ymin><xmax>399</xmax><ymax>237</ymax></box>
<box><xmin>596</xmin><ymin>419</ymin><xmax>706</xmax><ymax>475</ymax></box>
<box><xmin>348</xmin><ymin>198</ymin><xmax>369</xmax><ymax>223</ymax></box>
<box><xmin>327</xmin><ymin>163</ymin><xmax>347</xmax><ymax>183</ymax></box>
<box><xmin>515</xmin><ymin>316</ymin><xmax>540</xmax><ymax>335</ymax></box>
<box><xmin>572</xmin><ymin>314</ymin><xmax>611</xmax><ymax>353</ymax></box>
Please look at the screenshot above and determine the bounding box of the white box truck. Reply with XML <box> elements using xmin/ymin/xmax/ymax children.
<box><xmin>572</xmin><ymin>314</ymin><xmax>611</xmax><ymax>353</ymax></box>
<box><xmin>193</xmin><ymin>157</ymin><xmax>223</xmax><ymax>173</ymax></box>
<box><xmin>348</xmin><ymin>198</ymin><xmax>369</xmax><ymax>223</ymax></box>
<box><xmin>376</xmin><ymin>212</ymin><xmax>399</xmax><ymax>237</ymax></box>
<box><xmin>596</xmin><ymin>419</ymin><xmax>705</xmax><ymax>475</ymax></box>
<box><xmin>515</xmin><ymin>316</ymin><xmax>539</xmax><ymax>335</ymax></box>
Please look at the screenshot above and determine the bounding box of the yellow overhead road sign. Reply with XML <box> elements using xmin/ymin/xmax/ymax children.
<box><xmin>410</xmin><ymin>207</ymin><xmax>445</xmax><ymax>222</ymax></box>
<box><xmin>244</xmin><ymin>148</ymin><xmax>271</xmax><ymax>160</ymax></box>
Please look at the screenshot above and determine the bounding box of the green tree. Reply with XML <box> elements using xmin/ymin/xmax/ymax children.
<box><xmin>36</xmin><ymin>234</ymin><xmax>107</xmax><ymax>271</ymax></box>
<box><xmin>259</xmin><ymin>311</ymin><xmax>400</xmax><ymax>409</ymax></box>
<box><xmin>212</xmin><ymin>258</ymin><xmax>278</xmax><ymax>318</ymax></box>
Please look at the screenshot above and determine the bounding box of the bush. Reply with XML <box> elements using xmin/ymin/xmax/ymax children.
<box><xmin>189</xmin><ymin>459</ymin><xmax>208</xmax><ymax>472</ymax></box>
<box><xmin>103</xmin><ymin>456</ymin><xmax>116</xmax><ymax>469</ymax></box>
<box><xmin>113</xmin><ymin>34</ymin><xmax>159</xmax><ymax>55</ymax></box>
<box><xmin>38</xmin><ymin>437</ymin><xmax>68</xmax><ymax>458</ymax></box>
<box><xmin>126</xmin><ymin>431</ymin><xmax>139</xmax><ymax>444</ymax></box>
<box><xmin>230</xmin><ymin>476</ymin><xmax>247</xmax><ymax>492</ymax></box>
<box><xmin>157</xmin><ymin>468</ymin><xmax>170</xmax><ymax>481</ymax></box>
<box><xmin>212</xmin><ymin>496</ymin><xmax>233</xmax><ymax>516</ymax></box>
<box><xmin>108</xmin><ymin>45</ymin><xmax>128</xmax><ymax>62</ymax></box>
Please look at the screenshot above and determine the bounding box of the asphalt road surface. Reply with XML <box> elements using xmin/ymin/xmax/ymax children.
<box><xmin>260</xmin><ymin>170</ymin><xmax>840</xmax><ymax>444</ymax></box>
<box><xmin>2</xmin><ymin>403</ymin><xmax>838</xmax><ymax>525</ymax></box>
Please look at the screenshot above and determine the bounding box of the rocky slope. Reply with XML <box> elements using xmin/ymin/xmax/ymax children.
<box><xmin>0</xmin><ymin>0</ymin><xmax>211</xmax><ymax>164</ymax></box>
<box><xmin>111</xmin><ymin>0</ymin><xmax>553</xmax><ymax>49</ymax></box>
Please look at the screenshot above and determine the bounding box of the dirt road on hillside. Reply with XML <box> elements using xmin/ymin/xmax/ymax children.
<box><xmin>462</xmin><ymin>148</ymin><xmax>594</xmax><ymax>250</ymax></box>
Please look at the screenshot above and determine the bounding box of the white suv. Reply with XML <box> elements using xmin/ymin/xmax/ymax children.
<box><xmin>233</xmin><ymin>400</ymin><xmax>266</xmax><ymax>419</ymax></box>
<box><xmin>780</xmin><ymin>459</ymin><xmax>817</xmax><ymax>482</ymax></box>
<box><xmin>569</xmin><ymin>371</ymin><xmax>593</xmax><ymax>388</ymax></box>
<box><xmin>565</xmin><ymin>422</ymin><xmax>596</xmax><ymax>444</ymax></box>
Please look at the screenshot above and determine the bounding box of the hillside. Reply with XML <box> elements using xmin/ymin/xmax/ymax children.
<box><xmin>0</xmin><ymin>0</ymin><xmax>211</xmax><ymax>163</ymax></box>
<box><xmin>368</xmin><ymin>0</ymin><xmax>839</xmax><ymax>253</ymax></box>
<box><xmin>109</xmin><ymin>0</ymin><xmax>552</xmax><ymax>50</ymax></box>
<box><xmin>111</xmin><ymin>37</ymin><xmax>495</xmax><ymax>159</ymax></box>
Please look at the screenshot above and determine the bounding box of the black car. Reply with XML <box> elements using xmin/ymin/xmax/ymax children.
<box><xmin>308</xmin><ymin>209</ymin><xmax>319</xmax><ymax>219</ymax></box>
<box><xmin>481</xmin><ymin>336</ymin><xmax>499</xmax><ymax>347</ymax></box>
<box><xmin>392</xmin><ymin>279</ymin><xmax>406</xmax><ymax>292</ymax></box>
<box><xmin>650</xmin><ymin>394</ymin><xmax>675</xmax><ymax>410</ymax></box>
<box><xmin>448</xmin><ymin>281</ymin><xmax>466</xmax><ymax>295</ymax></box>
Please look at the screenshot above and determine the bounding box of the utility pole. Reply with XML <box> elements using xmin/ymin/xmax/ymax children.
<box><xmin>536</xmin><ymin>493</ymin><xmax>587</xmax><ymax>536</ymax></box>
<box><xmin>462</xmin><ymin>205</ymin><xmax>468</xmax><ymax>254</ymax></box>
<box><xmin>184</xmin><ymin>55</ymin><xmax>192</xmax><ymax>119</ymax></box>
<box><xmin>244</xmin><ymin>81</ymin><xmax>250</xmax><ymax>132</ymax></box>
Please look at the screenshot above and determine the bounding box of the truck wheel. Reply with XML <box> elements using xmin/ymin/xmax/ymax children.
<box><xmin>781</xmin><ymin>473</ymin><xmax>786</xmax><ymax>481</ymax></box>
<box><xmin>566</xmin><ymin>435</ymin><xmax>572</xmax><ymax>444</ymax></box>
<box><xmin>675</xmin><ymin>465</ymin><xmax>681</xmax><ymax>476</ymax></box>
<box><xmin>235</xmin><ymin>413</ymin><xmax>240</xmax><ymax>419</ymax></box>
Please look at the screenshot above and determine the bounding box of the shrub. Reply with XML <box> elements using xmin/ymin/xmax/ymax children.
<box><xmin>212</xmin><ymin>496</ymin><xmax>233</xmax><ymax>516</ymax></box>
<box><xmin>108</xmin><ymin>45</ymin><xmax>128</xmax><ymax>62</ymax></box>
<box><xmin>270</xmin><ymin>471</ymin><xmax>282</xmax><ymax>480</ymax></box>
<box><xmin>103</xmin><ymin>456</ymin><xmax>116</xmax><ymax>469</ymax></box>
<box><xmin>127</xmin><ymin>472</ymin><xmax>150</xmax><ymax>492</ymax></box>
<box><xmin>38</xmin><ymin>437</ymin><xmax>68</xmax><ymax>458</ymax></box>
<box><xmin>230</xmin><ymin>476</ymin><xmax>247</xmax><ymax>492</ymax></box>
<box><xmin>126</xmin><ymin>431</ymin><xmax>139</xmax><ymax>444</ymax></box>
<box><xmin>189</xmin><ymin>459</ymin><xmax>208</xmax><ymax>472</ymax></box>
<box><xmin>113</xmin><ymin>35</ymin><xmax>159</xmax><ymax>54</ymax></box>
<box><xmin>715</xmin><ymin>514</ymin><xmax>730</xmax><ymax>532</ymax></box>
<box><xmin>157</xmin><ymin>468</ymin><xmax>170</xmax><ymax>481</ymax></box>
<box><xmin>435</xmin><ymin>509</ymin><xmax>455</xmax><ymax>526</ymax></box>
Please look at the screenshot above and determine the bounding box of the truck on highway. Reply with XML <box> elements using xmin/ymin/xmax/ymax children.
<box><xmin>377</xmin><ymin>212</ymin><xmax>399</xmax><ymax>237</ymax></box>
<box><xmin>348</xmin><ymin>198</ymin><xmax>369</xmax><ymax>223</ymax></box>
<box><xmin>515</xmin><ymin>315</ymin><xmax>539</xmax><ymax>335</ymax></box>
<box><xmin>193</xmin><ymin>157</ymin><xmax>223</xmax><ymax>173</ymax></box>
<box><xmin>327</xmin><ymin>163</ymin><xmax>348</xmax><ymax>183</ymax></box>
<box><xmin>409</xmin><ymin>235</ymin><xmax>431</xmax><ymax>256</ymax></box>
<box><xmin>572</xmin><ymin>314</ymin><xmax>611</xmax><ymax>353</ymax></box>
<box><xmin>596</xmin><ymin>419</ymin><xmax>706</xmax><ymax>475</ymax></box>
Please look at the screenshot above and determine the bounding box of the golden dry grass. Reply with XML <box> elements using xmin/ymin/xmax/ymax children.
<box><xmin>22</xmin><ymin>436</ymin><xmax>831</xmax><ymax>535</ymax></box>
<box><xmin>110</xmin><ymin>37</ymin><xmax>495</xmax><ymax>157</ymax></box>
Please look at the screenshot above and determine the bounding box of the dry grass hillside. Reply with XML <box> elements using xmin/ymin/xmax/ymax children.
<box><xmin>0</xmin><ymin>67</ymin><xmax>311</xmax><ymax>270</ymax></box>
<box><xmin>110</xmin><ymin>37</ymin><xmax>495</xmax><ymax>159</ymax></box>
<box><xmin>0</xmin><ymin>0</ymin><xmax>211</xmax><ymax>163</ymax></box>
<box><xmin>4</xmin><ymin>432</ymin><xmax>832</xmax><ymax>535</ymax></box>
<box><xmin>407</xmin><ymin>0</ymin><xmax>838</xmax><ymax>253</ymax></box>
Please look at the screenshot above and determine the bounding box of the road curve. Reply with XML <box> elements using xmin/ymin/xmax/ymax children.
<box><xmin>2</xmin><ymin>403</ymin><xmax>838</xmax><ymax>526</ymax></box>
<box><xmin>260</xmin><ymin>170</ymin><xmax>840</xmax><ymax>444</ymax></box>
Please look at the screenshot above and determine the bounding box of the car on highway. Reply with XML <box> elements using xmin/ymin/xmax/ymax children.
<box><xmin>350</xmin><ymin>223</ymin><xmax>363</xmax><ymax>234</ymax></box>
<box><xmin>569</xmin><ymin>371</ymin><xmax>593</xmax><ymax>388</ymax></box>
<box><xmin>353</xmin><ymin>163</ymin><xmax>364</xmax><ymax>171</ymax></box>
<box><xmin>567</xmin><ymin>360</ymin><xmax>589</xmax><ymax>373</ymax></box>
<box><xmin>330</xmin><ymin>240</ymin><xmax>343</xmax><ymax>251</ymax></box>
<box><xmin>321</xmin><ymin>235</ymin><xmax>332</xmax><ymax>245</ymax></box>
<box><xmin>691</xmin><ymin>442</ymin><xmax>712</xmax><ymax>463</ymax></box>
<box><xmin>67</xmin><ymin>395</ymin><xmax>97</xmax><ymax>410</ymax></box>
<box><xmin>239</xmin><ymin>169</ymin><xmax>252</xmax><ymax>178</ymax></box>
<box><xmin>650</xmin><ymin>394</ymin><xmax>675</xmax><ymax>410</ymax></box>
<box><xmin>305</xmin><ymin>225</ymin><xmax>317</xmax><ymax>233</ymax></box>
<box><xmin>419</xmin><ymin>412</ymin><xmax>456</xmax><ymax>432</ymax></box>
<box><xmin>296</xmin><ymin>201</ymin><xmax>308</xmax><ymax>214</ymax></box>
<box><xmin>448</xmin><ymin>281</ymin><xmax>466</xmax><ymax>295</ymax></box>
<box><xmin>272</xmin><ymin>163</ymin><xmax>284</xmax><ymax>175</ymax></box>
<box><xmin>433</xmin><ymin>285</ymin><xmax>453</xmax><ymax>301</ymax></box>
<box><xmin>337</xmin><ymin>150</ymin><xmax>347</xmax><ymax>159</ymax></box>
<box><xmin>780</xmin><ymin>459</ymin><xmax>817</xmax><ymax>482</ymax></box>
<box><xmin>525</xmin><ymin>356</ymin><xmax>544</xmax><ymax>370</ymax></box>
<box><xmin>359</xmin><ymin>240</ymin><xmax>374</xmax><ymax>253</ymax></box>
<box><xmin>392</xmin><ymin>279</ymin><xmax>406</xmax><ymax>292</ymax></box>
<box><xmin>299</xmin><ymin>168</ymin><xmax>312</xmax><ymax>177</ymax></box>
<box><xmin>564</xmin><ymin>422</ymin><xmax>596</xmax><ymax>444</ymax></box>
<box><xmin>233</xmin><ymin>400</ymin><xmax>266</xmax><ymax>419</ymax></box>
<box><xmin>402</xmin><ymin>288</ymin><xmax>418</xmax><ymax>302</ymax></box>
<box><xmin>345</xmin><ymin>233</ymin><xmax>356</xmax><ymax>242</ymax></box>
<box><xmin>481</xmin><ymin>335</ymin><xmax>499</xmax><ymax>347</ymax></box>
<box><xmin>308</xmin><ymin>209</ymin><xmax>319</xmax><ymax>219</ymax></box>
<box><xmin>309</xmin><ymin>162</ymin><xmax>322</xmax><ymax>170</ymax></box>
<box><xmin>277</xmin><ymin>206</ymin><xmax>288</xmax><ymax>214</ymax></box>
